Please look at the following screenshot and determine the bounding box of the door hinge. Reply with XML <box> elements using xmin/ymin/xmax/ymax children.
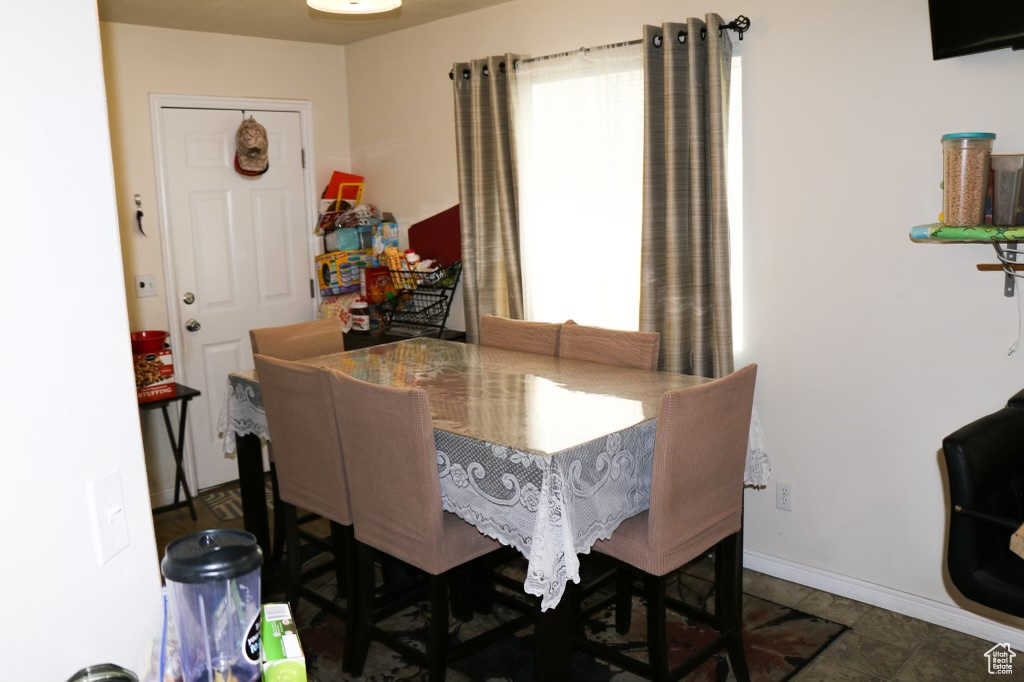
<box><xmin>309</xmin><ymin>278</ymin><xmax>315</xmax><ymax>298</ymax></box>
<box><xmin>301</xmin><ymin>149</ymin><xmax>306</xmax><ymax>169</ymax></box>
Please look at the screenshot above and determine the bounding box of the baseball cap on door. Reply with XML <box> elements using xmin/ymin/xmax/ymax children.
<box><xmin>234</xmin><ymin>116</ymin><xmax>269</xmax><ymax>176</ymax></box>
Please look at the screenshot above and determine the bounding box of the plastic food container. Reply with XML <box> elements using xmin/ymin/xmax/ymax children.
<box><xmin>991</xmin><ymin>152</ymin><xmax>1024</xmax><ymax>226</ymax></box>
<box><xmin>942</xmin><ymin>132</ymin><xmax>996</xmax><ymax>226</ymax></box>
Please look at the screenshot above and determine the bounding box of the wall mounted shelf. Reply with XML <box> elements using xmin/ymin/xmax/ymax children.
<box><xmin>911</xmin><ymin>223</ymin><xmax>1023</xmax><ymax>296</ymax></box>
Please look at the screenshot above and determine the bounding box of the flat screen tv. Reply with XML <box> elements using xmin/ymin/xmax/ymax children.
<box><xmin>929</xmin><ymin>0</ymin><xmax>1024</xmax><ymax>60</ymax></box>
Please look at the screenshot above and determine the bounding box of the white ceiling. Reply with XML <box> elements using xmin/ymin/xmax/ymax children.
<box><xmin>97</xmin><ymin>0</ymin><xmax>513</xmax><ymax>46</ymax></box>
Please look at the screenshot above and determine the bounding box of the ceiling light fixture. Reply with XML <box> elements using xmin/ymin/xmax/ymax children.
<box><xmin>307</xmin><ymin>0</ymin><xmax>402</xmax><ymax>14</ymax></box>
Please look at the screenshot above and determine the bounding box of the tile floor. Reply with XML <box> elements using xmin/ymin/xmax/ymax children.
<box><xmin>151</xmin><ymin>490</ymin><xmax>1000</xmax><ymax>682</ymax></box>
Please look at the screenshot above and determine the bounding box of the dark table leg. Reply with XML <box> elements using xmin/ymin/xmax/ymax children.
<box><xmin>235</xmin><ymin>431</ymin><xmax>285</xmax><ymax>596</ymax></box>
<box><xmin>159</xmin><ymin>401</ymin><xmax>197</xmax><ymax>520</ymax></box>
<box><xmin>534</xmin><ymin>580</ymin><xmax>576</xmax><ymax>681</ymax></box>
<box><xmin>236</xmin><ymin>432</ymin><xmax>270</xmax><ymax>553</ymax></box>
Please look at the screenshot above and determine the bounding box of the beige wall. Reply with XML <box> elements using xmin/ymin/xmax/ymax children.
<box><xmin>2</xmin><ymin>2</ymin><xmax>163</xmax><ymax>676</ymax></box>
<box><xmin>100</xmin><ymin>23</ymin><xmax>351</xmax><ymax>498</ymax></box>
<box><xmin>344</xmin><ymin>0</ymin><xmax>1024</xmax><ymax>641</ymax></box>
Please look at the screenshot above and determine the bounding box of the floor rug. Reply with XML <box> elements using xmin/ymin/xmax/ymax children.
<box><xmin>293</xmin><ymin>557</ymin><xmax>846</xmax><ymax>681</ymax></box>
<box><xmin>200</xmin><ymin>481</ymin><xmax>274</xmax><ymax>522</ymax></box>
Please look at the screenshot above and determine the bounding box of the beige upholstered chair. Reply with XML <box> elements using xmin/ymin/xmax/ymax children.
<box><xmin>324</xmin><ymin>368</ymin><xmax>527</xmax><ymax>681</ymax></box>
<box><xmin>557</xmin><ymin>321</ymin><xmax>660</xmax><ymax>370</ymax></box>
<box><xmin>250</xmin><ymin>319</ymin><xmax>346</xmax><ymax>560</ymax></box>
<box><xmin>479</xmin><ymin>314</ymin><xmax>561</xmax><ymax>356</ymax></box>
<box><xmin>249</xmin><ymin>318</ymin><xmax>345</xmax><ymax>360</ymax></box>
<box><xmin>254</xmin><ymin>353</ymin><xmax>356</xmax><ymax>671</ymax></box>
<box><xmin>579</xmin><ymin>364</ymin><xmax>758</xmax><ymax>682</ymax></box>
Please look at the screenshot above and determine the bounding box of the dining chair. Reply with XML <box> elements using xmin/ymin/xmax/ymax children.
<box><xmin>577</xmin><ymin>364</ymin><xmax>758</xmax><ymax>682</ymax></box>
<box><xmin>479</xmin><ymin>314</ymin><xmax>561</xmax><ymax>356</ymax></box>
<box><xmin>557</xmin><ymin>320</ymin><xmax>661</xmax><ymax>370</ymax></box>
<box><xmin>250</xmin><ymin>318</ymin><xmax>346</xmax><ymax>561</ymax></box>
<box><xmin>253</xmin><ymin>353</ymin><xmax>357</xmax><ymax>671</ymax></box>
<box><xmin>324</xmin><ymin>368</ymin><xmax>531</xmax><ymax>681</ymax></box>
<box><xmin>942</xmin><ymin>400</ymin><xmax>1024</xmax><ymax>618</ymax></box>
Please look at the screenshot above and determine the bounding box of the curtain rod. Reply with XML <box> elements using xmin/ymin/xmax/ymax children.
<box><xmin>449</xmin><ymin>15</ymin><xmax>750</xmax><ymax>79</ymax></box>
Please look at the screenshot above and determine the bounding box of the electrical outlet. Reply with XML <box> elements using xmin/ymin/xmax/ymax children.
<box><xmin>134</xmin><ymin>274</ymin><xmax>158</xmax><ymax>298</ymax></box>
<box><xmin>776</xmin><ymin>482</ymin><xmax>793</xmax><ymax>511</ymax></box>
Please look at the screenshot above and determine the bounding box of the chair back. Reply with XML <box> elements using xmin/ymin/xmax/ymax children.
<box><xmin>943</xmin><ymin>406</ymin><xmax>1024</xmax><ymax>616</ymax></box>
<box><xmin>479</xmin><ymin>314</ymin><xmax>561</xmax><ymax>356</ymax></box>
<box><xmin>647</xmin><ymin>364</ymin><xmax>757</xmax><ymax>560</ymax></box>
<box><xmin>324</xmin><ymin>368</ymin><xmax>447</xmax><ymax>573</ymax></box>
<box><xmin>253</xmin><ymin>354</ymin><xmax>351</xmax><ymax>525</ymax></box>
<box><xmin>250</xmin><ymin>319</ymin><xmax>344</xmax><ymax>361</ymax></box>
<box><xmin>558</xmin><ymin>321</ymin><xmax>660</xmax><ymax>370</ymax></box>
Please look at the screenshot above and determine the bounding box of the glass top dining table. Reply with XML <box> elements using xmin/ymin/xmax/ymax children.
<box><xmin>218</xmin><ymin>337</ymin><xmax>770</xmax><ymax>611</ymax></box>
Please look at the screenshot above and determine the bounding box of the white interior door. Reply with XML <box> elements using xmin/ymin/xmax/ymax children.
<box><xmin>158</xmin><ymin>106</ymin><xmax>314</xmax><ymax>490</ymax></box>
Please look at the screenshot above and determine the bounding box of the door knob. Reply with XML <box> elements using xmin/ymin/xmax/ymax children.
<box><xmin>182</xmin><ymin>292</ymin><xmax>195</xmax><ymax>305</ymax></box>
<box><xmin>185</xmin><ymin>319</ymin><xmax>201</xmax><ymax>332</ymax></box>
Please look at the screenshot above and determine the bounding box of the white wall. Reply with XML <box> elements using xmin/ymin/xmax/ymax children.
<box><xmin>344</xmin><ymin>0</ymin><xmax>1024</xmax><ymax>638</ymax></box>
<box><xmin>0</xmin><ymin>2</ymin><xmax>163</xmax><ymax>677</ymax></box>
<box><xmin>100</xmin><ymin>23</ymin><xmax>350</xmax><ymax>500</ymax></box>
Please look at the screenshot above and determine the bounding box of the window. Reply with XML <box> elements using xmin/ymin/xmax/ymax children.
<box><xmin>514</xmin><ymin>49</ymin><xmax>743</xmax><ymax>349</ymax></box>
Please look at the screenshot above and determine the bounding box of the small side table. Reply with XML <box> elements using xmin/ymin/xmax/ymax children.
<box><xmin>141</xmin><ymin>383</ymin><xmax>201</xmax><ymax>520</ymax></box>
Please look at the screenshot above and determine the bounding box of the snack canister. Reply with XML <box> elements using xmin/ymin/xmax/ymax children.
<box><xmin>161</xmin><ymin>530</ymin><xmax>263</xmax><ymax>682</ymax></box>
<box><xmin>942</xmin><ymin>132</ymin><xmax>995</xmax><ymax>226</ymax></box>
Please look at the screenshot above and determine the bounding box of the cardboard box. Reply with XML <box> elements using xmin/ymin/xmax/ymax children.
<box><xmin>134</xmin><ymin>348</ymin><xmax>175</xmax><ymax>402</ymax></box>
<box><xmin>261</xmin><ymin>603</ymin><xmax>307</xmax><ymax>682</ymax></box>
<box><xmin>315</xmin><ymin>248</ymin><xmax>378</xmax><ymax>296</ymax></box>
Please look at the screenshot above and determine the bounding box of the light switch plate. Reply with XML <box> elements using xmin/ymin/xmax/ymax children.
<box><xmin>134</xmin><ymin>274</ymin><xmax>158</xmax><ymax>298</ymax></box>
<box><xmin>88</xmin><ymin>468</ymin><xmax>130</xmax><ymax>565</ymax></box>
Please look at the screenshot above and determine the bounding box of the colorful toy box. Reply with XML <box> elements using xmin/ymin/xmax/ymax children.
<box><xmin>315</xmin><ymin>248</ymin><xmax>378</xmax><ymax>296</ymax></box>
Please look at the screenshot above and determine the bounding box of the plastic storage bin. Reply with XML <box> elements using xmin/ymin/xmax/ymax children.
<box><xmin>991</xmin><ymin>152</ymin><xmax>1024</xmax><ymax>226</ymax></box>
<box><xmin>942</xmin><ymin>132</ymin><xmax>995</xmax><ymax>226</ymax></box>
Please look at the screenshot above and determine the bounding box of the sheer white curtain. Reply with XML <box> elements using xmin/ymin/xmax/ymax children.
<box><xmin>512</xmin><ymin>44</ymin><xmax>643</xmax><ymax>330</ymax></box>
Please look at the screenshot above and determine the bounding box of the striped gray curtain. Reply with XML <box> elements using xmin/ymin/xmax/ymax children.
<box><xmin>639</xmin><ymin>15</ymin><xmax>734</xmax><ymax>378</ymax></box>
<box><xmin>452</xmin><ymin>55</ymin><xmax>524</xmax><ymax>344</ymax></box>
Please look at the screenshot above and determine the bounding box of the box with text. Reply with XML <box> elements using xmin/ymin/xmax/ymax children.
<box><xmin>134</xmin><ymin>348</ymin><xmax>175</xmax><ymax>402</ymax></box>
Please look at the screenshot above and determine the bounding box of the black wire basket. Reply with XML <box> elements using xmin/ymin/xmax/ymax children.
<box><xmin>374</xmin><ymin>261</ymin><xmax>462</xmax><ymax>338</ymax></box>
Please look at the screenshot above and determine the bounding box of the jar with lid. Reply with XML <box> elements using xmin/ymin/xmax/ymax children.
<box><xmin>350</xmin><ymin>300</ymin><xmax>370</xmax><ymax>332</ymax></box>
<box><xmin>942</xmin><ymin>132</ymin><xmax>996</xmax><ymax>226</ymax></box>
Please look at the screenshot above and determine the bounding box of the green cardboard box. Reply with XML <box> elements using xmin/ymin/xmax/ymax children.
<box><xmin>261</xmin><ymin>603</ymin><xmax>307</xmax><ymax>682</ymax></box>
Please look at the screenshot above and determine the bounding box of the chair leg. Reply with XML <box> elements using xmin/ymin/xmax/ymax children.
<box><xmin>270</xmin><ymin>460</ymin><xmax>286</xmax><ymax>564</ymax></box>
<box><xmin>644</xmin><ymin>573</ymin><xmax>669</xmax><ymax>682</ymax></box>
<box><xmin>468</xmin><ymin>562</ymin><xmax>494</xmax><ymax>616</ymax></box>
<box><xmin>717</xmin><ymin>531</ymin><xmax>750</xmax><ymax>682</ymax></box>
<box><xmin>282</xmin><ymin>502</ymin><xmax>302</xmax><ymax>613</ymax></box>
<box><xmin>615</xmin><ymin>568</ymin><xmax>633</xmax><ymax>634</ymax></box>
<box><xmin>333</xmin><ymin>524</ymin><xmax>357</xmax><ymax>673</ymax></box>
<box><xmin>449</xmin><ymin>564</ymin><xmax>474</xmax><ymax>621</ymax></box>
<box><xmin>348</xmin><ymin>541</ymin><xmax>376</xmax><ymax>677</ymax></box>
<box><xmin>429</xmin><ymin>573</ymin><xmax>450</xmax><ymax>682</ymax></box>
<box><xmin>330</xmin><ymin>522</ymin><xmax>350</xmax><ymax>598</ymax></box>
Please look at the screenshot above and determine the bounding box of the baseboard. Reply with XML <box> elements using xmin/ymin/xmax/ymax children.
<box><xmin>150</xmin><ymin>487</ymin><xmax>181</xmax><ymax>510</ymax></box>
<box><xmin>744</xmin><ymin>549</ymin><xmax>1024</xmax><ymax>648</ymax></box>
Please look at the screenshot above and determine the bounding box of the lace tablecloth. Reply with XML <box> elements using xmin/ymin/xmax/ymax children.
<box><xmin>217</xmin><ymin>345</ymin><xmax>769</xmax><ymax>610</ymax></box>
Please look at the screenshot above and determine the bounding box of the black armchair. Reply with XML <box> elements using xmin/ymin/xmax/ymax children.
<box><xmin>942</xmin><ymin>402</ymin><xmax>1024</xmax><ymax>617</ymax></box>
